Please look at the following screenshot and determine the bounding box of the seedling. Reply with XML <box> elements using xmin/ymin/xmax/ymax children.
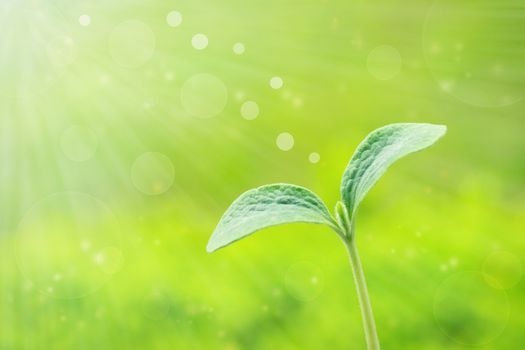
<box><xmin>207</xmin><ymin>123</ymin><xmax>447</xmax><ymax>350</ymax></box>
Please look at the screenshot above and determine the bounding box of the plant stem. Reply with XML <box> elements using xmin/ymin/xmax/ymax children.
<box><xmin>344</xmin><ymin>236</ymin><xmax>380</xmax><ymax>350</ymax></box>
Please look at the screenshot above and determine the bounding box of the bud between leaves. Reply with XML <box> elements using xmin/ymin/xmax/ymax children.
<box><xmin>335</xmin><ymin>201</ymin><xmax>352</xmax><ymax>238</ymax></box>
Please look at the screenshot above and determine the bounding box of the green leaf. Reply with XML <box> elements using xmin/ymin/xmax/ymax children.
<box><xmin>207</xmin><ymin>184</ymin><xmax>337</xmax><ymax>252</ymax></box>
<box><xmin>340</xmin><ymin>123</ymin><xmax>446</xmax><ymax>218</ymax></box>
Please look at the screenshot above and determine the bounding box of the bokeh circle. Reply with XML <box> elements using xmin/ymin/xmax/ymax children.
<box><xmin>191</xmin><ymin>33</ymin><xmax>208</xmax><ymax>50</ymax></box>
<box><xmin>270</xmin><ymin>76</ymin><xmax>284</xmax><ymax>89</ymax></box>
<box><xmin>240</xmin><ymin>100</ymin><xmax>259</xmax><ymax>120</ymax></box>
<box><xmin>233</xmin><ymin>42</ymin><xmax>245</xmax><ymax>55</ymax></box>
<box><xmin>166</xmin><ymin>11</ymin><xmax>182</xmax><ymax>27</ymax></box>
<box><xmin>308</xmin><ymin>152</ymin><xmax>320</xmax><ymax>164</ymax></box>
<box><xmin>276</xmin><ymin>132</ymin><xmax>294</xmax><ymax>151</ymax></box>
<box><xmin>181</xmin><ymin>73</ymin><xmax>228</xmax><ymax>118</ymax></box>
<box><xmin>131</xmin><ymin>152</ymin><xmax>175</xmax><ymax>195</ymax></box>
<box><xmin>366</xmin><ymin>45</ymin><xmax>402</xmax><ymax>80</ymax></box>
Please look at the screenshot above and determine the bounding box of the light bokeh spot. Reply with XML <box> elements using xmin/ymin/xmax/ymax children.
<box><xmin>60</xmin><ymin>126</ymin><xmax>98</xmax><ymax>162</ymax></box>
<box><xmin>79</xmin><ymin>14</ymin><xmax>91</xmax><ymax>27</ymax></box>
<box><xmin>270</xmin><ymin>76</ymin><xmax>284</xmax><ymax>89</ymax></box>
<box><xmin>434</xmin><ymin>271</ymin><xmax>509</xmax><ymax>346</ymax></box>
<box><xmin>131</xmin><ymin>152</ymin><xmax>175</xmax><ymax>195</ymax></box>
<box><xmin>233</xmin><ymin>42</ymin><xmax>245</xmax><ymax>55</ymax></box>
<box><xmin>308</xmin><ymin>152</ymin><xmax>320</xmax><ymax>163</ymax></box>
<box><xmin>166</xmin><ymin>11</ymin><xmax>182</xmax><ymax>27</ymax></box>
<box><xmin>276</xmin><ymin>132</ymin><xmax>294</xmax><ymax>151</ymax></box>
<box><xmin>109</xmin><ymin>20</ymin><xmax>156</xmax><ymax>68</ymax></box>
<box><xmin>240</xmin><ymin>100</ymin><xmax>259</xmax><ymax>120</ymax></box>
<box><xmin>367</xmin><ymin>45</ymin><xmax>402</xmax><ymax>80</ymax></box>
<box><xmin>181</xmin><ymin>73</ymin><xmax>228</xmax><ymax>118</ymax></box>
<box><xmin>192</xmin><ymin>33</ymin><xmax>208</xmax><ymax>50</ymax></box>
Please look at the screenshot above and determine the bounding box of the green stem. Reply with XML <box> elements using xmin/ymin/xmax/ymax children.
<box><xmin>344</xmin><ymin>235</ymin><xmax>380</xmax><ymax>350</ymax></box>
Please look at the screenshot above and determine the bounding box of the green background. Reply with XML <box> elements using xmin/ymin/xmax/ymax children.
<box><xmin>1</xmin><ymin>0</ymin><xmax>524</xmax><ymax>349</ymax></box>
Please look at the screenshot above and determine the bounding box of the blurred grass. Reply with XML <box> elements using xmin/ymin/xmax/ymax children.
<box><xmin>1</xmin><ymin>0</ymin><xmax>524</xmax><ymax>349</ymax></box>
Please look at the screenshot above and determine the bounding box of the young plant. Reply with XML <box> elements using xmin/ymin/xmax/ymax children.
<box><xmin>207</xmin><ymin>123</ymin><xmax>447</xmax><ymax>350</ymax></box>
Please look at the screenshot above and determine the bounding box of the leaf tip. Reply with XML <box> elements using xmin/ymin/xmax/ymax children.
<box><xmin>414</xmin><ymin>123</ymin><xmax>448</xmax><ymax>146</ymax></box>
<box><xmin>435</xmin><ymin>123</ymin><xmax>447</xmax><ymax>135</ymax></box>
<box><xmin>430</xmin><ymin>123</ymin><xmax>447</xmax><ymax>145</ymax></box>
<box><xmin>206</xmin><ymin>239</ymin><xmax>218</xmax><ymax>253</ymax></box>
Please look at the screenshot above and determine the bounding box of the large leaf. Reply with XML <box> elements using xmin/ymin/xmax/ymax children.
<box><xmin>207</xmin><ymin>184</ymin><xmax>337</xmax><ymax>252</ymax></box>
<box><xmin>340</xmin><ymin>123</ymin><xmax>446</xmax><ymax>218</ymax></box>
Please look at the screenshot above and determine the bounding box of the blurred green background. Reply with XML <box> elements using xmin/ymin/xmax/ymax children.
<box><xmin>1</xmin><ymin>0</ymin><xmax>524</xmax><ymax>349</ymax></box>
